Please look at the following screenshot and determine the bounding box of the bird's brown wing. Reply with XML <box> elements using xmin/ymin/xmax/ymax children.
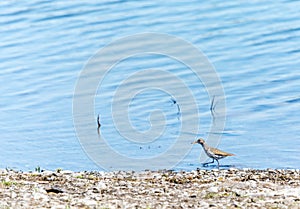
<box><xmin>211</xmin><ymin>147</ymin><xmax>235</xmax><ymax>156</ymax></box>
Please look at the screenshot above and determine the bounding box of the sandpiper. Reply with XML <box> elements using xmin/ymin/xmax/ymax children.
<box><xmin>192</xmin><ymin>138</ymin><xmax>235</xmax><ymax>168</ymax></box>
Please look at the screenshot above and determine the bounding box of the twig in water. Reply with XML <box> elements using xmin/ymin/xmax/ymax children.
<box><xmin>171</xmin><ymin>98</ymin><xmax>176</xmax><ymax>104</ymax></box>
<box><xmin>210</xmin><ymin>96</ymin><xmax>216</xmax><ymax>113</ymax></box>
<box><xmin>170</xmin><ymin>98</ymin><xmax>181</xmax><ymax>120</ymax></box>
<box><xmin>210</xmin><ymin>96</ymin><xmax>216</xmax><ymax>126</ymax></box>
<box><xmin>97</xmin><ymin>114</ymin><xmax>101</xmax><ymax>135</ymax></box>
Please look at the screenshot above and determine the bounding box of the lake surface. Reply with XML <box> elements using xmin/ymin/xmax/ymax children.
<box><xmin>1</xmin><ymin>0</ymin><xmax>300</xmax><ymax>171</ymax></box>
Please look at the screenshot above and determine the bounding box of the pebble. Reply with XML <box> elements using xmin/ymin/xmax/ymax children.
<box><xmin>208</xmin><ymin>186</ymin><xmax>219</xmax><ymax>193</ymax></box>
<box><xmin>97</xmin><ymin>181</ymin><xmax>107</xmax><ymax>190</ymax></box>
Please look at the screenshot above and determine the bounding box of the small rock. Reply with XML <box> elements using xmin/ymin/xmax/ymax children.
<box><xmin>11</xmin><ymin>191</ymin><xmax>17</xmax><ymax>199</ymax></box>
<box><xmin>97</xmin><ymin>181</ymin><xmax>107</xmax><ymax>190</ymax></box>
<box><xmin>119</xmin><ymin>181</ymin><xmax>127</xmax><ymax>186</ymax></box>
<box><xmin>208</xmin><ymin>186</ymin><xmax>218</xmax><ymax>193</ymax></box>
<box><xmin>60</xmin><ymin>170</ymin><xmax>73</xmax><ymax>175</ymax></box>
<box><xmin>45</xmin><ymin>187</ymin><xmax>64</xmax><ymax>194</ymax></box>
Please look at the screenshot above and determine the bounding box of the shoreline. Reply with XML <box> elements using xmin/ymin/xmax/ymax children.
<box><xmin>1</xmin><ymin>168</ymin><xmax>299</xmax><ymax>208</ymax></box>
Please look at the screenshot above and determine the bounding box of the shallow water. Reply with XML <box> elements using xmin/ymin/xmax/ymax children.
<box><xmin>1</xmin><ymin>0</ymin><xmax>300</xmax><ymax>171</ymax></box>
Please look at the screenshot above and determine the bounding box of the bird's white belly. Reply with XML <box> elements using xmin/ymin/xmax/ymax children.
<box><xmin>206</xmin><ymin>150</ymin><xmax>225</xmax><ymax>159</ymax></box>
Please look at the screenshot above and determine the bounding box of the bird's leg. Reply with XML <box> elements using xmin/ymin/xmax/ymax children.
<box><xmin>216</xmin><ymin>159</ymin><xmax>220</xmax><ymax>169</ymax></box>
<box><xmin>203</xmin><ymin>159</ymin><xmax>214</xmax><ymax>167</ymax></box>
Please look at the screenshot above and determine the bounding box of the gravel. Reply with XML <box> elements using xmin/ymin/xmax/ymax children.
<box><xmin>0</xmin><ymin>168</ymin><xmax>299</xmax><ymax>208</ymax></box>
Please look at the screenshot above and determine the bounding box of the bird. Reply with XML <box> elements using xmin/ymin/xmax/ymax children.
<box><xmin>192</xmin><ymin>138</ymin><xmax>235</xmax><ymax>168</ymax></box>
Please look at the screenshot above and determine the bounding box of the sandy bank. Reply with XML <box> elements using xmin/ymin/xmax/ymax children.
<box><xmin>1</xmin><ymin>168</ymin><xmax>299</xmax><ymax>208</ymax></box>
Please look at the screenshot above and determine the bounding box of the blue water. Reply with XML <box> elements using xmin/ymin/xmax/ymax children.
<box><xmin>1</xmin><ymin>0</ymin><xmax>300</xmax><ymax>171</ymax></box>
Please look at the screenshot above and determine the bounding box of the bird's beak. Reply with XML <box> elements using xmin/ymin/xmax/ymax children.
<box><xmin>191</xmin><ymin>141</ymin><xmax>197</xmax><ymax>144</ymax></box>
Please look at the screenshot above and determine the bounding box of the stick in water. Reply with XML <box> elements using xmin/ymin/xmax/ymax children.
<box><xmin>97</xmin><ymin>114</ymin><xmax>101</xmax><ymax>135</ymax></box>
